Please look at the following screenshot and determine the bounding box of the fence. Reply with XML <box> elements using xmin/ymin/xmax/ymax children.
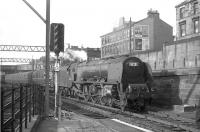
<box><xmin>1</xmin><ymin>83</ymin><xmax>45</xmax><ymax>132</ymax></box>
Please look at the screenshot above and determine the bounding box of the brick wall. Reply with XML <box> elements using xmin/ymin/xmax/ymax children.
<box><xmin>133</xmin><ymin>39</ymin><xmax>200</xmax><ymax>70</ymax></box>
<box><xmin>133</xmin><ymin>39</ymin><xmax>200</xmax><ymax>106</ymax></box>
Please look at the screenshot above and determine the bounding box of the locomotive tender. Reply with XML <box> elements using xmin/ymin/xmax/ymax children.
<box><xmin>4</xmin><ymin>56</ymin><xmax>153</xmax><ymax>111</ymax></box>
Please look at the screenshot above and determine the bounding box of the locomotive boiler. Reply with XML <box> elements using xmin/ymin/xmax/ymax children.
<box><xmin>59</xmin><ymin>56</ymin><xmax>153</xmax><ymax>111</ymax></box>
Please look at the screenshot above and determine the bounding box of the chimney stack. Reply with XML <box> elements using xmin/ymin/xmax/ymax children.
<box><xmin>147</xmin><ymin>9</ymin><xmax>159</xmax><ymax>19</ymax></box>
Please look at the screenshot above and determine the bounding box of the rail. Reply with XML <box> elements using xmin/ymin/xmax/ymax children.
<box><xmin>1</xmin><ymin>83</ymin><xmax>45</xmax><ymax>132</ymax></box>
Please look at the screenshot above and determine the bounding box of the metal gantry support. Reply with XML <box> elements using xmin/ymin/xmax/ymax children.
<box><xmin>0</xmin><ymin>45</ymin><xmax>45</xmax><ymax>52</ymax></box>
<box><xmin>22</xmin><ymin>0</ymin><xmax>51</xmax><ymax>117</ymax></box>
<box><xmin>0</xmin><ymin>58</ymin><xmax>33</xmax><ymax>63</ymax></box>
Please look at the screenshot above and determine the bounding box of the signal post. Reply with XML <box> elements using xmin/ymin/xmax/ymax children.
<box><xmin>54</xmin><ymin>56</ymin><xmax>60</xmax><ymax>120</ymax></box>
<box><xmin>50</xmin><ymin>23</ymin><xmax>64</xmax><ymax>120</ymax></box>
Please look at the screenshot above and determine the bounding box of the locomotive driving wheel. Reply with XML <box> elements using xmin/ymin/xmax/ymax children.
<box><xmin>82</xmin><ymin>85</ymin><xmax>91</xmax><ymax>102</ymax></box>
<box><xmin>71</xmin><ymin>84</ymin><xmax>79</xmax><ymax>99</ymax></box>
<box><xmin>131</xmin><ymin>98</ymin><xmax>145</xmax><ymax>112</ymax></box>
<box><xmin>88</xmin><ymin>84</ymin><xmax>98</xmax><ymax>103</ymax></box>
<box><xmin>107</xmin><ymin>96</ymin><xmax>113</xmax><ymax>107</ymax></box>
<box><xmin>100</xmin><ymin>95</ymin><xmax>113</xmax><ymax>107</ymax></box>
<box><xmin>84</xmin><ymin>94</ymin><xmax>91</xmax><ymax>102</ymax></box>
<box><xmin>64</xmin><ymin>88</ymin><xmax>71</xmax><ymax>97</ymax></box>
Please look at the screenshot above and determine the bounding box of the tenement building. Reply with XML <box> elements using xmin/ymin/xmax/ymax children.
<box><xmin>176</xmin><ymin>0</ymin><xmax>200</xmax><ymax>40</ymax></box>
<box><xmin>100</xmin><ymin>10</ymin><xmax>173</xmax><ymax>58</ymax></box>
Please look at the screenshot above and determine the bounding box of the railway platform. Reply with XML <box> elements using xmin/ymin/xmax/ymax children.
<box><xmin>34</xmin><ymin>110</ymin><xmax>152</xmax><ymax>132</ymax></box>
<box><xmin>32</xmin><ymin>108</ymin><xmax>199</xmax><ymax>132</ymax></box>
<box><xmin>36</xmin><ymin>113</ymin><xmax>112</xmax><ymax>132</ymax></box>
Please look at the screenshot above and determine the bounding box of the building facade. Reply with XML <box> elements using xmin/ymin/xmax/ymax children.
<box><xmin>176</xmin><ymin>0</ymin><xmax>200</xmax><ymax>40</ymax></box>
<box><xmin>100</xmin><ymin>10</ymin><xmax>173</xmax><ymax>58</ymax></box>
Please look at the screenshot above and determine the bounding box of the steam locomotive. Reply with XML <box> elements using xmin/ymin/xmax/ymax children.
<box><xmin>59</xmin><ymin>56</ymin><xmax>153</xmax><ymax>111</ymax></box>
<box><xmin>4</xmin><ymin>56</ymin><xmax>153</xmax><ymax>112</ymax></box>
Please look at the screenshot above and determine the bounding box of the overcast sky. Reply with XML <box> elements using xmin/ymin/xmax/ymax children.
<box><xmin>0</xmin><ymin>0</ymin><xmax>183</xmax><ymax>64</ymax></box>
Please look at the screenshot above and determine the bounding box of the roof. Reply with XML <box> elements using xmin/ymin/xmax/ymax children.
<box><xmin>175</xmin><ymin>0</ymin><xmax>196</xmax><ymax>8</ymax></box>
<box><xmin>100</xmin><ymin>22</ymin><xmax>133</xmax><ymax>38</ymax></box>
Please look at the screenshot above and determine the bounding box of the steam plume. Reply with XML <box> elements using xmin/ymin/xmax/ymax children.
<box><xmin>63</xmin><ymin>49</ymin><xmax>87</xmax><ymax>61</ymax></box>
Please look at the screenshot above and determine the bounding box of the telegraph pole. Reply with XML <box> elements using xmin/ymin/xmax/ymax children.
<box><xmin>22</xmin><ymin>0</ymin><xmax>50</xmax><ymax>117</ymax></box>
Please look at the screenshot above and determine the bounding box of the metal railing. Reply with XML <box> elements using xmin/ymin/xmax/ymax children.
<box><xmin>1</xmin><ymin>83</ymin><xmax>45</xmax><ymax>132</ymax></box>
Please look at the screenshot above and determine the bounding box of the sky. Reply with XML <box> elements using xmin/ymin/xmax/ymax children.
<box><xmin>0</xmin><ymin>0</ymin><xmax>183</xmax><ymax>65</ymax></box>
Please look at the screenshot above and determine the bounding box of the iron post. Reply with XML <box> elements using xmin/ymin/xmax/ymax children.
<box><xmin>22</xmin><ymin>0</ymin><xmax>51</xmax><ymax>117</ymax></box>
<box><xmin>45</xmin><ymin>0</ymin><xmax>50</xmax><ymax>117</ymax></box>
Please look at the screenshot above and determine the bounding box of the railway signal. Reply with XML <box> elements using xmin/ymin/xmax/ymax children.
<box><xmin>50</xmin><ymin>23</ymin><xmax>64</xmax><ymax>120</ymax></box>
<box><xmin>50</xmin><ymin>23</ymin><xmax>64</xmax><ymax>56</ymax></box>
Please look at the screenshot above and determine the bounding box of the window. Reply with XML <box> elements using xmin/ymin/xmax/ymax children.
<box><xmin>135</xmin><ymin>39</ymin><xmax>142</xmax><ymax>50</ymax></box>
<box><xmin>126</xmin><ymin>30</ymin><xmax>128</xmax><ymax>38</ymax></box>
<box><xmin>131</xmin><ymin>27</ymin><xmax>134</xmax><ymax>37</ymax></box>
<box><xmin>179</xmin><ymin>21</ymin><xmax>186</xmax><ymax>37</ymax></box>
<box><xmin>127</xmin><ymin>30</ymin><xmax>130</xmax><ymax>38</ymax></box>
<box><xmin>101</xmin><ymin>38</ymin><xmax>104</xmax><ymax>45</ymax></box>
<box><xmin>193</xmin><ymin>18</ymin><xmax>199</xmax><ymax>33</ymax></box>
<box><xmin>180</xmin><ymin>7</ymin><xmax>185</xmax><ymax>19</ymax></box>
<box><xmin>102</xmin><ymin>47</ymin><xmax>105</xmax><ymax>56</ymax></box>
<box><xmin>193</xmin><ymin>2</ymin><xmax>198</xmax><ymax>15</ymax></box>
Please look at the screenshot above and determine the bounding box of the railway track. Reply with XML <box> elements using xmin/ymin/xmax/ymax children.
<box><xmin>57</xmin><ymin>96</ymin><xmax>200</xmax><ymax>132</ymax></box>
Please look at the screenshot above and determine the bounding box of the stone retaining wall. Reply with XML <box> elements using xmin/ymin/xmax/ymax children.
<box><xmin>152</xmin><ymin>68</ymin><xmax>200</xmax><ymax>107</ymax></box>
<box><xmin>132</xmin><ymin>38</ymin><xmax>200</xmax><ymax>107</ymax></box>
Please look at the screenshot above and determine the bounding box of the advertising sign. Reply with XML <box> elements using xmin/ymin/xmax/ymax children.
<box><xmin>134</xmin><ymin>25</ymin><xmax>149</xmax><ymax>37</ymax></box>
